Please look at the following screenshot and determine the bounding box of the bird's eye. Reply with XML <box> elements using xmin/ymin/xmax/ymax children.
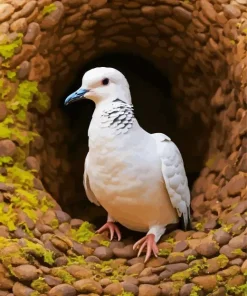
<box><xmin>102</xmin><ymin>78</ymin><xmax>109</xmax><ymax>85</ymax></box>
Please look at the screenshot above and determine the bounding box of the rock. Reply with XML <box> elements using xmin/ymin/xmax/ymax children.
<box><xmin>0</xmin><ymin>4</ymin><xmax>14</xmax><ymax>22</ymax></box>
<box><xmin>66</xmin><ymin>265</ymin><xmax>92</xmax><ymax>279</ymax></box>
<box><xmin>223</xmin><ymin>5</ymin><xmax>241</xmax><ymax>19</ymax></box>
<box><xmin>10</xmin><ymin>44</ymin><xmax>36</xmax><ymax>68</ymax></box>
<box><xmin>121</xmin><ymin>282</ymin><xmax>139</xmax><ymax>295</ymax></box>
<box><xmin>104</xmin><ymin>282</ymin><xmax>123</xmax><ymax>296</ymax></box>
<box><xmin>229</xmin><ymin>235</ymin><xmax>247</xmax><ymax>249</ymax></box>
<box><xmin>238</xmin><ymin>153</ymin><xmax>247</xmax><ymax>173</ymax></box>
<box><xmin>73</xmin><ymin>279</ymin><xmax>102</xmax><ymax>294</ymax></box>
<box><xmin>41</xmin><ymin>1</ymin><xmax>64</xmax><ymax>29</ymax></box>
<box><xmin>167</xmin><ymin>252</ymin><xmax>186</xmax><ymax>263</ymax></box>
<box><xmin>139</xmin><ymin>284</ymin><xmax>161</xmax><ymax>296</ymax></box>
<box><xmin>48</xmin><ymin>284</ymin><xmax>77</xmax><ymax>296</ymax></box>
<box><xmin>55</xmin><ymin>210</ymin><xmax>71</xmax><ymax>223</ymax></box>
<box><xmin>213</xmin><ymin>229</ymin><xmax>231</xmax><ymax>245</ymax></box>
<box><xmin>92</xmin><ymin>8</ymin><xmax>112</xmax><ymax>19</ymax></box>
<box><xmin>200</xmin><ymin>0</ymin><xmax>216</xmax><ymax>22</ymax></box>
<box><xmin>12</xmin><ymin>282</ymin><xmax>36</xmax><ymax>296</ymax></box>
<box><xmin>89</xmin><ymin>0</ymin><xmax>107</xmax><ymax>9</ymax></box>
<box><xmin>139</xmin><ymin>274</ymin><xmax>160</xmax><ymax>285</ymax></box>
<box><xmin>173</xmin><ymin>6</ymin><xmax>192</xmax><ymax>23</ymax></box>
<box><xmin>10</xmin><ymin>18</ymin><xmax>27</xmax><ymax>33</ymax></box>
<box><xmin>192</xmin><ymin>275</ymin><xmax>217</xmax><ymax>291</ymax></box>
<box><xmin>93</xmin><ymin>246</ymin><xmax>113</xmax><ymax>260</ymax></box>
<box><xmin>0</xmin><ymin>276</ymin><xmax>14</xmax><ymax>290</ymax></box>
<box><xmin>17</xmin><ymin>61</ymin><xmax>30</xmax><ymax>79</ymax></box>
<box><xmin>0</xmin><ymin>103</ymin><xmax>7</xmax><ymax>122</ymax></box>
<box><xmin>44</xmin><ymin>275</ymin><xmax>63</xmax><ymax>286</ymax></box>
<box><xmin>241</xmin><ymin>259</ymin><xmax>247</xmax><ymax>273</ymax></box>
<box><xmin>195</xmin><ymin>242</ymin><xmax>219</xmax><ymax>257</ymax></box>
<box><xmin>28</xmin><ymin>54</ymin><xmax>50</xmax><ymax>82</ymax></box>
<box><xmin>227</xmin><ymin>175</ymin><xmax>247</xmax><ymax>196</ymax></box>
<box><xmin>23</xmin><ymin>22</ymin><xmax>40</xmax><ymax>43</ymax></box>
<box><xmin>113</xmin><ymin>245</ymin><xmax>137</xmax><ymax>259</ymax></box>
<box><xmin>146</xmin><ymin>257</ymin><xmax>167</xmax><ymax>267</ymax></box>
<box><xmin>173</xmin><ymin>241</ymin><xmax>188</xmax><ymax>252</ymax></box>
<box><xmin>0</xmin><ymin>140</ymin><xmax>16</xmax><ymax>157</ymax></box>
<box><xmin>126</xmin><ymin>263</ymin><xmax>145</xmax><ymax>275</ymax></box>
<box><xmin>218</xmin><ymin>265</ymin><xmax>240</xmax><ymax>277</ymax></box>
<box><xmin>0</xmin><ymin>226</ymin><xmax>9</xmax><ymax>238</ymax></box>
<box><xmin>179</xmin><ymin>283</ymin><xmax>196</xmax><ymax>296</ymax></box>
<box><xmin>25</xmin><ymin>156</ymin><xmax>40</xmax><ymax>171</ymax></box>
<box><xmin>85</xmin><ymin>255</ymin><xmax>101</xmax><ymax>264</ymax></box>
<box><xmin>165</xmin><ymin>263</ymin><xmax>189</xmax><ymax>274</ymax></box>
<box><xmin>13</xmin><ymin>264</ymin><xmax>40</xmax><ymax>281</ymax></box>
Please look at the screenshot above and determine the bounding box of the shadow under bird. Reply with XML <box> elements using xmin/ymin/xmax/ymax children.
<box><xmin>65</xmin><ymin>67</ymin><xmax>191</xmax><ymax>262</ymax></box>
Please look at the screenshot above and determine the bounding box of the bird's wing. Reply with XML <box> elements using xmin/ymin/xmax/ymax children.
<box><xmin>151</xmin><ymin>133</ymin><xmax>191</xmax><ymax>229</ymax></box>
<box><xmin>83</xmin><ymin>153</ymin><xmax>100</xmax><ymax>206</ymax></box>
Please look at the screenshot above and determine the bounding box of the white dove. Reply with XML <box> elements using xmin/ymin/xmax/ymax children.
<box><xmin>65</xmin><ymin>67</ymin><xmax>191</xmax><ymax>262</ymax></box>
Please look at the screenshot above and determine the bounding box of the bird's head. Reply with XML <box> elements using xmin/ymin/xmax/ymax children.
<box><xmin>64</xmin><ymin>67</ymin><xmax>131</xmax><ymax>106</ymax></box>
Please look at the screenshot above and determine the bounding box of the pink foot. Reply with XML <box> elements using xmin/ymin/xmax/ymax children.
<box><xmin>133</xmin><ymin>234</ymin><xmax>159</xmax><ymax>263</ymax></box>
<box><xmin>96</xmin><ymin>222</ymin><xmax>121</xmax><ymax>241</ymax></box>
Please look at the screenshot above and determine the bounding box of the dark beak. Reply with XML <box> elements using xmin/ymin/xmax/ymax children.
<box><xmin>64</xmin><ymin>88</ymin><xmax>89</xmax><ymax>105</ymax></box>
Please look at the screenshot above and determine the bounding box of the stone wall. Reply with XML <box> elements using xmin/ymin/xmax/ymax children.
<box><xmin>0</xmin><ymin>0</ymin><xmax>247</xmax><ymax>295</ymax></box>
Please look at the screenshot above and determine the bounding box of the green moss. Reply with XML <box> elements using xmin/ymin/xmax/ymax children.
<box><xmin>187</xmin><ymin>255</ymin><xmax>196</xmax><ymax>262</ymax></box>
<box><xmin>21</xmin><ymin>239</ymin><xmax>54</xmax><ymax>265</ymax></box>
<box><xmin>50</xmin><ymin>218</ymin><xmax>59</xmax><ymax>229</ymax></box>
<box><xmin>0</xmin><ymin>203</ymin><xmax>17</xmax><ymax>231</ymax></box>
<box><xmin>30</xmin><ymin>292</ymin><xmax>40</xmax><ymax>296</ymax></box>
<box><xmin>216</xmin><ymin>254</ymin><xmax>229</xmax><ymax>268</ymax></box>
<box><xmin>231</xmin><ymin>248</ymin><xmax>245</xmax><ymax>256</ymax></box>
<box><xmin>40</xmin><ymin>196</ymin><xmax>55</xmax><ymax>212</ymax></box>
<box><xmin>0</xmin><ymin>156</ymin><xmax>13</xmax><ymax>166</ymax></box>
<box><xmin>35</xmin><ymin>92</ymin><xmax>51</xmax><ymax>114</ymax></box>
<box><xmin>67</xmin><ymin>255</ymin><xmax>85</xmax><ymax>266</ymax></box>
<box><xmin>158</xmin><ymin>248</ymin><xmax>171</xmax><ymax>257</ymax></box>
<box><xmin>0</xmin><ymin>79</ymin><xmax>11</xmax><ymax>100</ymax></box>
<box><xmin>0</xmin><ymin>33</ymin><xmax>23</xmax><ymax>60</ymax></box>
<box><xmin>31</xmin><ymin>277</ymin><xmax>50</xmax><ymax>293</ymax></box>
<box><xmin>117</xmin><ymin>292</ymin><xmax>134</xmax><ymax>296</ymax></box>
<box><xmin>100</xmin><ymin>240</ymin><xmax>110</xmax><ymax>247</ymax></box>
<box><xmin>226</xmin><ymin>283</ymin><xmax>247</xmax><ymax>295</ymax></box>
<box><xmin>190</xmin><ymin>285</ymin><xmax>201</xmax><ymax>296</ymax></box>
<box><xmin>51</xmin><ymin>268</ymin><xmax>76</xmax><ymax>284</ymax></box>
<box><xmin>195</xmin><ymin>222</ymin><xmax>204</xmax><ymax>231</ymax></box>
<box><xmin>171</xmin><ymin>259</ymin><xmax>207</xmax><ymax>281</ymax></box>
<box><xmin>222</xmin><ymin>224</ymin><xmax>234</xmax><ymax>233</ymax></box>
<box><xmin>6</xmin><ymin>71</ymin><xmax>16</xmax><ymax>81</ymax></box>
<box><xmin>71</xmin><ymin>221</ymin><xmax>95</xmax><ymax>243</ymax></box>
<box><xmin>42</xmin><ymin>4</ymin><xmax>57</xmax><ymax>16</ymax></box>
<box><xmin>165</xmin><ymin>237</ymin><xmax>175</xmax><ymax>244</ymax></box>
<box><xmin>0</xmin><ymin>122</ymin><xmax>12</xmax><ymax>139</ymax></box>
<box><xmin>7</xmin><ymin>166</ymin><xmax>34</xmax><ymax>189</ymax></box>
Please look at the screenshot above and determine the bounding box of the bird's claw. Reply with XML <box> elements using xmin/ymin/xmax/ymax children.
<box><xmin>96</xmin><ymin>222</ymin><xmax>121</xmax><ymax>241</ymax></box>
<box><xmin>133</xmin><ymin>234</ymin><xmax>159</xmax><ymax>263</ymax></box>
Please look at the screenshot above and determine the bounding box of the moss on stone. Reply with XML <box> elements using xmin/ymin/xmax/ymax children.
<box><xmin>187</xmin><ymin>255</ymin><xmax>196</xmax><ymax>262</ymax></box>
<box><xmin>158</xmin><ymin>248</ymin><xmax>171</xmax><ymax>257</ymax></box>
<box><xmin>100</xmin><ymin>240</ymin><xmax>110</xmax><ymax>247</ymax></box>
<box><xmin>51</xmin><ymin>267</ymin><xmax>76</xmax><ymax>284</ymax></box>
<box><xmin>67</xmin><ymin>255</ymin><xmax>85</xmax><ymax>265</ymax></box>
<box><xmin>31</xmin><ymin>277</ymin><xmax>50</xmax><ymax>293</ymax></box>
<box><xmin>0</xmin><ymin>156</ymin><xmax>13</xmax><ymax>166</ymax></box>
<box><xmin>225</xmin><ymin>282</ymin><xmax>247</xmax><ymax>295</ymax></box>
<box><xmin>6</xmin><ymin>71</ymin><xmax>16</xmax><ymax>81</ymax></box>
<box><xmin>117</xmin><ymin>292</ymin><xmax>134</xmax><ymax>296</ymax></box>
<box><xmin>231</xmin><ymin>248</ymin><xmax>245</xmax><ymax>256</ymax></box>
<box><xmin>0</xmin><ymin>203</ymin><xmax>17</xmax><ymax>231</ymax></box>
<box><xmin>190</xmin><ymin>285</ymin><xmax>201</xmax><ymax>296</ymax></box>
<box><xmin>0</xmin><ymin>33</ymin><xmax>23</xmax><ymax>60</ymax></box>
<box><xmin>42</xmin><ymin>4</ymin><xmax>57</xmax><ymax>16</ymax></box>
<box><xmin>70</xmin><ymin>221</ymin><xmax>95</xmax><ymax>243</ymax></box>
<box><xmin>216</xmin><ymin>254</ymin><xmax>229</xmax><ymax>268</ymax></box>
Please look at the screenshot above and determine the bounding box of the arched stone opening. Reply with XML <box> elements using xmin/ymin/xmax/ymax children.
<box><xmin>0</xmin><ymin>0</ymin><xmax>247</xmax><ymax>295</ymax></box>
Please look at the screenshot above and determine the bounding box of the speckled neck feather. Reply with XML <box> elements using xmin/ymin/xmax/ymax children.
<box><xmin>100</xmin><ymin>98</ymin><xmax>135</xmax><ymax>135</ymax></box>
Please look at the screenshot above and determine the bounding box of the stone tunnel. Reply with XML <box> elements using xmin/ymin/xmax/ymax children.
<box><xmin>0</xmin><ymin>0</ymin><xmax>246</xmax><ymax>295</ymax></box>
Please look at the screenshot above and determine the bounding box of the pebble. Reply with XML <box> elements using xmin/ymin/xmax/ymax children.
<box><xmin>0</xmin><ymin>140</ymin><xmax>16</xmax><ymax>157</ymax></box>
<box><xmin>0</xmin><ymin>103</ymin><xmax>7</xmax><ymax>122</ymax></box>
<box><xmin>93</xmin><ymin>246</ymin><xmax>113</xmax><ymax>260</ymax></box>
<box><xmin>12</xmin><ymin>264</ymin><xmax>40</xmax><ymax>281</ymax></box>
<box><xmin>139</xmin><ymin>284</ymin><xmax>161</xmax><ymax>296</ymax></box>
<box><xmin>125</xmin><ymin>263</ymin><xmax>145</xmax><ymax>275</ymax></box>
<box><xmin>0</xmin><ymin>4</ymin><xmax>14</xmax><ymax>22</ymax></box>
<box><xmin>103</xmin><ymin>282</ymin><xmax>122</xmax><ymax>296</ymax></box>
<box><xmin>49</xmin><ymin>284</ymin><xmax>77</xmax><ymax>296</ymax></box>
<box><xmin>73</xmin><ymin>279</ymin><xmax>103</xmax><ymax>294</ymax></box>
<box><xmin>112</xmin><ymin>245</ymin><xmax>137</xmax><ymax>259</ymax></box>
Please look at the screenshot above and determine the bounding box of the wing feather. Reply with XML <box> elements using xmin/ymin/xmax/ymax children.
<box><xmin>152</xmin><ymin>133</ymin><xmax>191</xmax><ymax>229</ymax></box>
<box><xmin>83</xmin><ymin>153</ymin><xmax>100</xmax><ymax>206</ymax></box>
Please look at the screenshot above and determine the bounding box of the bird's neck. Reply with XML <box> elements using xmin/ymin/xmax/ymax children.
<box><xmin>92</xmin><ymin>98</ymin><xmax>136</xmax><ymax>135</ymax></box>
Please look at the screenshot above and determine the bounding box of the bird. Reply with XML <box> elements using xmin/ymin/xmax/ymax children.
<box><xmin>64</xmin><ymin>67</ymin><xmax>191</xmax><ymax>262</ymax></box>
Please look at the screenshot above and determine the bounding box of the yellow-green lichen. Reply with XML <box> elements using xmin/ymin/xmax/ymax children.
<box><xmin>7</xmin><ymin>166</ymin><xmax>34</xmax><ymax>189</ymax></box>
<box><xmin>6</xmin><ymin>71</ymin><xmax>16</xmax><ymax>81</ymax></box>
<box><xmin>195</xmin><ymin>222</ymin><xmax>204</xmax><ymax>231</ymax></box>
<box><xmin>51</xmin><ymin>268</ymin><xmax>76</xmax><ymax>284</ymax></box>
<box><xmin>158</xmin><ymin>248</ymin><xmax>171</xmax><ymax>257</ymax></box>
<box><xmin>0</xmin><ymin>203</ymin><xmax>17</xmax><ymax>231</ymax></box>
<box><xmin>187</xmin><ymin>255</ymin><xmax>196</xmax><ymax>262</ymax></box>
<box><xmin>70</xmin><ymin>221</ymin><xmax>95</xmax><ymax>243</ymax></box>
<box><xmin>67</xmin><ymin>255</ymin><xmax>85</xmax><ymax>266</ymax></box>
<box><xmin>31</xmin><ymin>277</ymin><xmax>50</xmax><ymax>293</ymax></box>
<box><xmin>231</xmin><ymin>248</ymin><xmax>245</xmax><ymax>256</ymax></box>
<box><xmin>0</xmin><ymin>33</ymin><xmax>23</xmax><ymax>60</ymax></box>
<box><xmin>190</xmin><ymin>285</ymin><xmax>201</xmax><ymax>296</ymax></box>
<box><xmin>0</xmin><ymin>156</ymin><xmax>13</xmax><ymax>166</ymax></box>
<box><xmin>100</xmin><ymin>240</ymin><xmax>110</xmax><ymax>247</ymax></box>
<box><xmin>225</xmin><ymin>283</ymin><xmax>247</xmax><ymax>295</ymax></box>
<box><xmin>117</xmin><ymin>292</ymin><xmax>134</xmax><ymax>296</ymax></box>
<box><xmin>216</xmin><ymin>254</ymin><xmax>229</xmax><ymax>268</ymax></box>
<box><xmin>42</xmin><ymin>4</ymin><xmax>57</xmax><ymax>16</ymax></box>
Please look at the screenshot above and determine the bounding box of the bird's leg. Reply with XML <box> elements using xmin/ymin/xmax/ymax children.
<box><xmin>96</xmin><ymin>214</ymin><xmax>121</xmax><ymax>241</ymax></box>
<box><xmin>133</xmin><ymin>225</ymin><xmax>166</xmax><ymax>263</ymax></box>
